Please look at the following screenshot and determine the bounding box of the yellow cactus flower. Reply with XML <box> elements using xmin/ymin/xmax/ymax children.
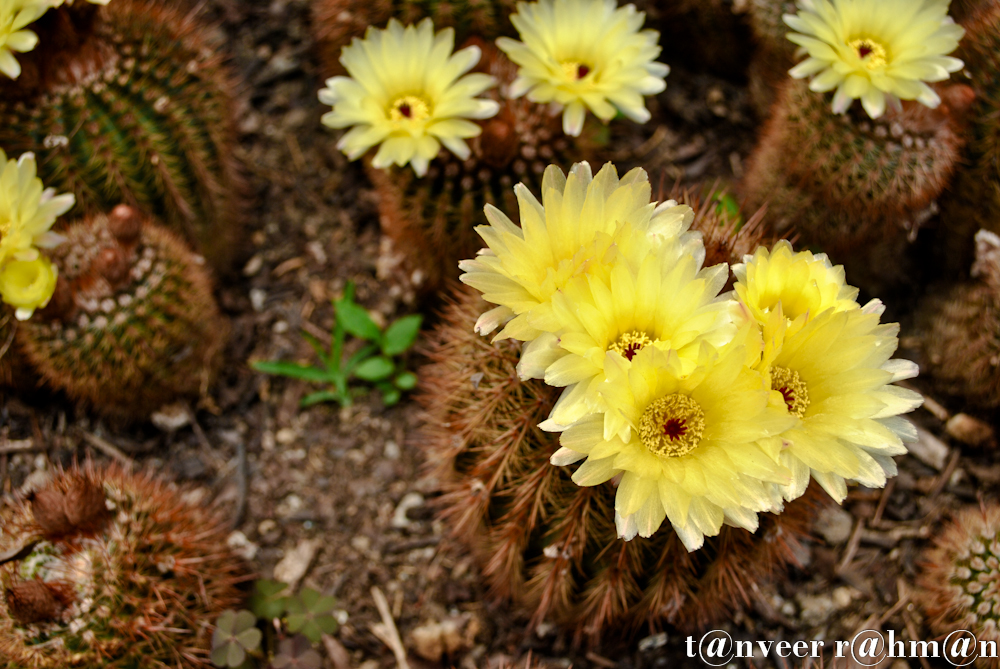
<box><xmin>459</xmin><ymin>161</ymin><xmax>699</xmax><ymax>343</ymax></box>
<box><xmin>758</xmin><ymin>302</ymin><xmax>922</xmax><ymax>503</ymax></box>
<box><xmin>549</xmin><ymin>341</ymin><xmax>795</xmax><ymax>550</ymax></box>
<box><xmin>0</xmin><ymin>0</ymin><xmax>48</xmax><ymax>79</ymax></box>
<box><xmin>0</xmin><ymin>255</ymin><xmax>57</xmax><ymax>320</ymax></box>
<box><xmin>519</xmin><ymin>251</ymin><xmax>735</xmax><ymax>428</ymax></box>
<box><xmin>784</xmin><ymin>0</ymin><xmax>965</xmax><ymax>118</ymax></box>
<box><xmin>0</xmin><ymin>150</ymin><xmax>74</xmax><ymax>265</ymax></box>
<box><xmin>318</xmin><ymin>18</ymin><xmax>500</xmax><ymax>177</ymax></box>
<box><xmin>733</xmin><ymin>240</ymin><xmax>859</xmax><ymax>337</ymax></box>
<box><xmin>496</xmin><ymin>0</ymin><xmax>668</xmax><ymax>136</ymax></box>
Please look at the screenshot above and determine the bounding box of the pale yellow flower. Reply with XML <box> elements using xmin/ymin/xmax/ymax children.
<box><xmin>319</xmin><ymin>18</ymin><xmax>500</xmax><ymax>177</ymax></box>
<box><xmin>0</xmin><ymin>0</ymin><xmax>48</xmax><ymax>79</ymax></box>
<box><xmin>549</xmin><ymin>339</ymin><xmax>795</xmax><ymax>550</ymax></box>
<box><xmin>519</xmin><ymin>251</ymin><xmax>735</xmax><ymax>428</ymax></box>
<box><xmin>0</xmin><ymin>255</ymin><xmax>57</xmax><ymax>320</ymax></box>
<box><xmin>0</xmin><ymin>150</ymin><xmax>73</xmax><ymax>265</ymax></box>
<box><xmin>784</xmin><ymin>0</ymin><xmax>964</xmax><ymax>118</ymax></box>
<box><xmin>459</xmin><ymin>161</ymin><xmax>699</xmax><ymax>343</ymax></box>
<box><xmin>758</xmin><ymin>302</ymin><xmax>922</xmax><ymax>503</ymax></box>
<box><xmin>497</xmin><ymin>0</ymin><xmax>668</xmax><ymax>136</ymax></box>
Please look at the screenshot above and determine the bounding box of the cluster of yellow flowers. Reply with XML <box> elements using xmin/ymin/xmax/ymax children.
<box><xmin>0</xmin><ymin>0</ymin><xmax>109</xmax><ymax>79</ymax></box>
<box><xmin>784</xmin><ymin>0</ymin><xmax>964</xmax><ymax>119</ymax></box>
<box><xmin>0</xmin><ymin>150</ymin><xmax>73</xmax><ymax>320</ymax></box>
<box><xmin>318</xmin><ymin>0</ymin><xmax>668</xmax><ymax>175</ymax></box>
<box><xmin>460</xmin><ymin>162</ymin><xmax>922</xmax><ymax>551</ymax></box>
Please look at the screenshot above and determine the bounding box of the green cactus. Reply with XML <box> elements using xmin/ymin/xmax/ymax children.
<box><xmin>917</xmin><ymin>503</ymin><xmax>1000</xmax><ymax>666</ymax></box>
<box><xmin>0</xmin><ymin>464</ymin><xmax>248</xmax><ymax>668</ymax></box>
<box><xmin>417</xmin><ymin>283</ymin><xmax>825</xmax><ymax>644</ymax></box>
<box><xmin>0</xmin><ymin>0</ymin><xmax>242</xmax><ymax>270</ymax></box>
<box><xmin>14</xmin><ymin>205</ymin><xmax>226</xmax><ymax>421</ymax></box>
<box><xmin>741</xmin><ymin>77</ymin><xmax>971</xmax><ymax>249</ymax></box>
<box><xmin>313</xmin><ymin>0</ymin><xmax>518</xmax><ymax>79</ymax></box>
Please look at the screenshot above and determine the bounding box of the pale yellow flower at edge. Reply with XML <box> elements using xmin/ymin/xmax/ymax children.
<box><xmin>497</xmin><ymin>0</ymin><xmax>668</xmax><ymax>136</ymax></box>
<box><xmin>784</xmin><ymin>0</ymin><xmax>964</xmax><ymax>118</ymax></box>
<box><xmin>319</xmin><ymin>18</ymin><xmax>500</xmax><ymax>177</ymax></box>
<box><xmin>0</xmin><ymin>150</ymin><xmax>73</xmax><ymax>264</ymax></box>
<box><xmin>0</xmin><ymin>255</ymin><xmax>57</xmax><ymax>320</ymax></box>
<box><xmin>0</xmin><ymin>0</ymin><xmax>48</xmax><ymax>79</ymax></box>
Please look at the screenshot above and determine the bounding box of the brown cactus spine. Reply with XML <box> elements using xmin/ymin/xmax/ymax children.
<box><xmin>418</xmin><ymin>283</ymin><xmax>826</xmax><ymax>644</ymax></box>
<box><xmin>0</xmin><ymin>463</ymin><xmax>249</xmax><ymax>668</ymax></box>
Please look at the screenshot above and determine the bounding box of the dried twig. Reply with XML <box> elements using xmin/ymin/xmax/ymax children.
<box><xmin>370</xmin><ymin>586</ymin><xmax>410</xmax><ymax>669</ymax></box>
<box><xmin>930</xmin><ymin>449</ymin><xmax>962</xmax><ymax>497</ymax></box>
<box><xmin>871</xmin><ymin>478</ymin><xmax>894</xmax><ymax>527</ymax></box>
<box><xmin>0</xmin><ymin>438</ymin><xmax>36</xmax><ymax>455</ymax></box>
<box><xmin>835</xmin><ymin>518</ymin><xmax>864</xmax><ymax>574</ymax></box>
<box><xmin>81</xmin><ymin>432</ymin><xmax>133</xmax><ymax>468</ymax></box>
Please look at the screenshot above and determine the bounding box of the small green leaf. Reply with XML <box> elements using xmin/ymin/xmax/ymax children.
<box><xmin>285</xmin><ymin>588</ymin><xmax>339</xmax><ymax>643</ymax></box>
<box><xmin>394</xmin><ymin>372</ymin><xmax>417</xmax><ymax>390</ymax></box>
<box><xmin>382</xmin><ymin>388</ymin><xmax>401</xmax><ymax>406</ymax></box>
<box><xmin>211</xmin><ymin>610</ymin><xmax>261</xmax><ymax>668</ymax></box>
<box><xmin>248</xmin><ymin>579</ymin><xmax>288</xmax><ymax>620</ymax></box>
<box><xmin>335</xmin><ymin>297</ymin><xmax>382</xmax><ymax>342</ymax></box>
<box><xmin>251</xmin><ymin>361</ymin><xmax>331</xmax><ymax>383</ymax></box>
<box><xmin>300</xmin><ymin>390</ymin><xmax>348</xmax><ymax>408</ymax></box>
<box><xmin>354</xmin><ymin>357</ymin><xmax>394</xmax><ymax>381</ymax></box>
<box><xmin>381</xmin><ymin>314</ymin><xmax>422</xmax><ymax>356</ymax></box>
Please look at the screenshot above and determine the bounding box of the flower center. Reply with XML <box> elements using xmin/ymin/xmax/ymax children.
<box><xmin>771</xmin><ymin>366</ymin><xmax>809</xmax><ymax>418</ymax></box>
<box><xmin>608</xmin><ymin>330</ymin><xmax>653</xmax><ymax>361</ymax></box>
<box><xmin>848</xmin><ymin>38</ymin><xmax>888</xmax><ymax>70</ymax></box>
<box><xmin>389</xmin><ymin>95</ymin><xmax>431</xmax><ymax>122</ymax></box>
<box><xmin>561</xmin><ymin>61</ymin><xmax>591</xmax><ymax>81</ymax></box>
<box><xmin>638</xmin><ymin>394</ymin><xmax>706</xmax><ymax>458</ymax></box>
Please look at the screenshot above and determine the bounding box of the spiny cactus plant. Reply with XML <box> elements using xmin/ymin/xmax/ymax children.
<box><xmin>917</xmin><ymin>503</ymin><xmax>1000</xmax><ymax>666</ymax></box>
<box><xmin>0</xmin><ymin>463</ymin><xmax>248</xmax><ymax>668</ymax></box>
<box><xmin>418</xmin><ymin>283</ymin><xmax>825</xmax><ymax>643</ymax></box>
<box><xmin>741</xmin><ymin>77</ymin><xmax>971</xmax><ymax>249</ymax></box>
<box><xmin>368</xmin><ymin>42</ymin><xmax>576</xmax><ymax>296</ymax></box>
<box><xmin>0</xmin><ymin>0</ymin><xmax>242</xmax><ymax>270</ymax></box>
<box><xmin>919</xmin><ymin>229</ymin><xmax>1000</xmax><ymax>408</ymax></box>
<box><xmin>14</xmin><ymin>205</ymin><xmax>226</xmax><ymax>420</ymax></box>
<box><xmin>312</xmin><ymin>0</ymin><xmax>517</xmax><ymax>79</ymax></box>
<box><xmin>745</xmin><ymin>0</ymin><xmax>798</xmax><ymax>117</ymax></box>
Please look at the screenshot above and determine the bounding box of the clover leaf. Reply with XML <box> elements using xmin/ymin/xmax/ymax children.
<box><xmin>284</xmin><ymin>588</ymin><xmax>338</xmax><ymax>643</ymax></box>
<box><xmin>249</xmin><ymin>579</ymin><xmax>289</xmax><ymax>620</ymax></box>
<box><xmin>211</xmin><ymin>609</ymin><xmax>262</xmax><ymax>668</ymax></box>
<box><xmin>270</xmin><ymin>635</ymin><xmax>323</xmax><ymax>669</ymax></box>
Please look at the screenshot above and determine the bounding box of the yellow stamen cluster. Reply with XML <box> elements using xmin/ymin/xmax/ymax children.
<box><xmin>461</xmin><ymin>160</ymin><xmax>922</xmax><ymax>550</ymax></box>
<box><xmin>639</xmin><ymin>394</ymin><xmax>705</xmax><ymax>458</ymax></box>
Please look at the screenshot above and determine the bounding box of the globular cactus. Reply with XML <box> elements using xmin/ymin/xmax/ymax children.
<box><xmin>745</xmin><ymin>0</ymin><xmax>798</xmax><ymax>117</ymax></box>
<box><xmin>917</xmin><ymin>503</ymin><xmax>1000</xmax><ymax>668</ymax></box>
<box><xmin>313</xmin><ymin>0</ymin><xmax>517</xmax><ymax>79</ymax></box>
<box><xmin>14</xmin><ymin>205</ymin><xmax>226</xmax><ymax>420</ymax></box>
<box><xmin>418</xmin><ymin>282</ymin><xmax>825</xmax><ymax>644</ymax></box>
<box><xmin>919</xmin><ymin>229</ymin><xmax>1000</xmax><ymax>408</ymax></box>
<box><xmin>741</xmin><ymin>77</ymin><xmax>971</xmax><ymax>250</ymax></box>
<box><xmin>0</xmin><ymin>0</ymin><xmax>242</xmax><ymax>270</ymax></box>
<box><xmin>0</xmin><ymin>464</ymin><xmax>248</xmax><ymax>668</ymax></box>
<box><xmin>369</xmin><ymin>42</ymin><xmax>576</xmax><ymax>296</ymax></box>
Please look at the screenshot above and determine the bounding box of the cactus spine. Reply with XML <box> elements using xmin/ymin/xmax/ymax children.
<box><xmin>920</xmin><ymin>229</ymin><xmax>1000</xmax><ymax>408</ymax></box>
<box><xmin>741</xmin><ymin>77</ymin><xmax>970</xmax><ymax>249</ymax></box>
<box><xmin>0</xmin><ymin>464</ymin><xmax>248</xmax><ymax>669</ymax></box>
<box><xmin>418</xmin><ymin>283</ymin><xmax>824</xmax><ymax>643</ymax></box>
<box><xmin>0</xmin><ymin>0</ymin><xmax>242</xmax><ymax>270</ymax></box>
<box><xmin>917</xmin><ymin>503</ymin><xmax>1000</xmax><ymax>669</ymax></box>
<box><xmin>14</xmin><ymin>205</ymin><xmax>226</xmax><ymax>420</ymax></box>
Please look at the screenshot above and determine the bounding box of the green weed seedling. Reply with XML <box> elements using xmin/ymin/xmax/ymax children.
<box><xmin>252</xmin><ymin>282</ymin><xmax>421</xmax><ymax>408</ymax></box>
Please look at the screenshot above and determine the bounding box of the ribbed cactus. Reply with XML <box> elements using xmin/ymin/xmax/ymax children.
<box><xmin>745</xmin><ymin>0</ymin><xmax>798</xmax><ymax>117</ymax></box>
<box><xmin>742</xmin><ymin>77</ymin><xmax>971</xmax><ymax>248</ymax></box>
<box><xmin>917</xmin><ymin>503</ymin><xmax>1000</xmax><ymax>666</ymax></box>
<box><xmin>418</xmin><ymin>283</ymin><xmax>825</xmax><ymax>643</ymax></box>
<box><xmin>0</xmin><ymin>464</ymin><xmax>248</xmax><ymax>668</ymax></box>
<box><xmin>14</xmin><ymin>205</ymin><xmax>226</xmax><ymax>420</ymax></box>
<box><xmin>369</xmin><ymin>43</ymin><xmax>575</xmax><ymax>296</ymax></box>
<box><xmin>920</xmin><ymin>229</ymin><xmax>1000</xmax><ymax>408</ymax></box>
<box><xmin>313</xmin><ymin>0</ymin><xmax>517</xmax><ymax>78</ymax></box>
<box><xmin>0</xmin><ymin>0</ymin><xmax>242</xmax><ymax>270</ymax></box>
